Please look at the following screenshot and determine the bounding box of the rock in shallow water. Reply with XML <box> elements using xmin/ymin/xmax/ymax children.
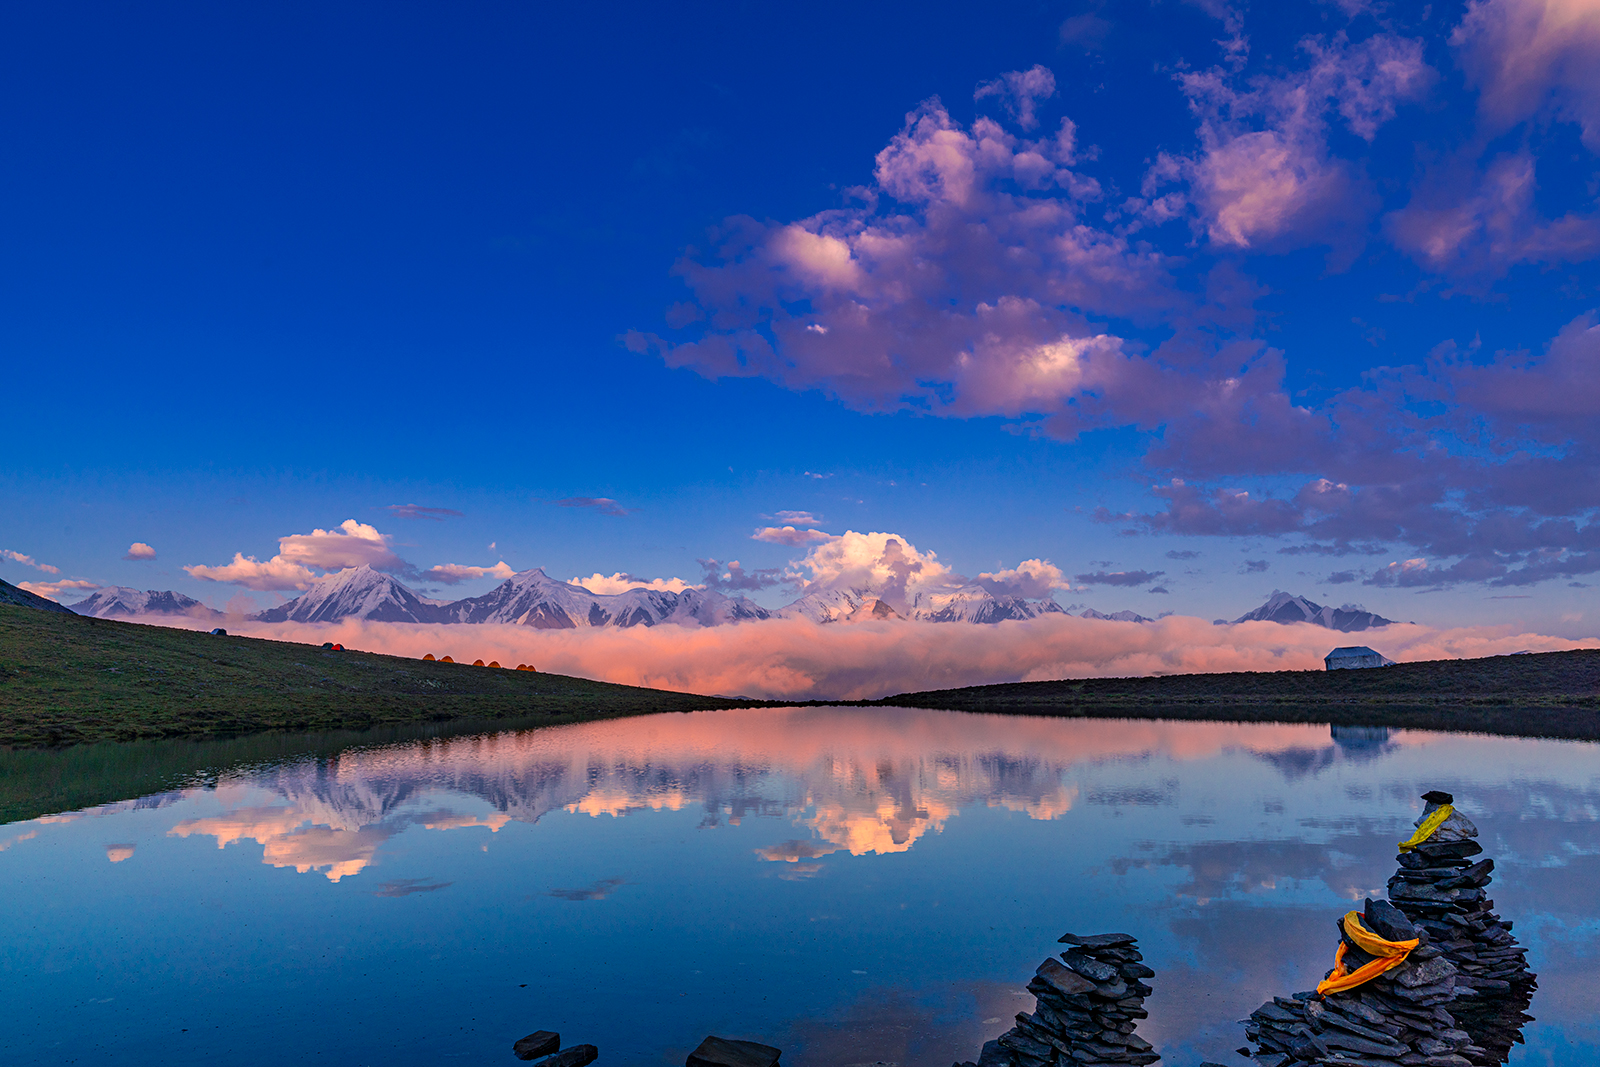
<box><xmin>686</xmin><ymin>1035</ymin><xmax>782</xmax><ymax>1067</ymax></box>
<box><xmin>514</xmin><ymin>1032</ymin><xmax>561</xmax><ymax>1060</ymax></box>
<box><xmin>530</xmin><ymin>1046</ymin><xmax>597</xmax><ymax>1067</ymax></box>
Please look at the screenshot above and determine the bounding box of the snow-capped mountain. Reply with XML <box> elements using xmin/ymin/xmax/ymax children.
<box><xmin>911</xmin><ymin>584</ymin><xmax>1067</xmax><ymax>623</ymax></box>
<box><xmin>250</xmin><ymin>566</ymin><xmax>449</xmax><ymax>624</ymax></box>
<box><xmin>781</xmin><ymin>583</ymin><xmax>1065</xmax><ymax>624</ymax></box>
<box><xmin>1228</xmin><ymin>591</ymin><xmax>1394</xmax><ymax>632</ymax></box>
<box><xmin>68</xmin><ymin>587</ymin><xmax>223</xmax><ymax>620</ymax></box>
<box><xmin>441</xmin><ymin>568</ymin><xmax>773</xmax><ymax>628</ymax></box>
<box><xmin>1078</xmin><ymin>608</ymin><xmax>1154</xmax><ymax>623</ymax></box>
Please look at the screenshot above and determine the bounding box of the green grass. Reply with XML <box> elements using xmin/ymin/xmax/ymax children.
<box><xmin>881</xmin><ymin>650</ymin><xmax>1600</xmax><ymax>741</ymax></box>
<box><xmin>0</xmin><ymin>603</ymin><xmax>754</xmax><ymax>749</ymax></box>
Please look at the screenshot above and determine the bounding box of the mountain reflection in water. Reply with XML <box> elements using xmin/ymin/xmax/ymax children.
<box><xmin>1</xmin><ymin>708</ymin><xmax>1596</xmax><ymax>1067</ymax></box>
<box><xmin>164</xmin><ymin>709</ymin><xmax>1384</xmax><ymax>881</ymax></box>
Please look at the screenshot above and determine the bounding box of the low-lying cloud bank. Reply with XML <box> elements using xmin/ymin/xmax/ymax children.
<box><xmin>157</xmin><ymin>614</ymin><xmax>1597</xmax><ymax>701</ymax></box>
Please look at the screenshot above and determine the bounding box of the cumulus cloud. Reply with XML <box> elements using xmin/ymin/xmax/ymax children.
<box><xmin>975</xmin><ymin>559</ymin><xmax>1071</xmax><ymax>599</ymax></box>
<box><xmin>17</xmin><ymin>578</ymin><xmax>99</xmax><ymax>600</ymax></box>
<box><xmin>753</xmin><ymin>525</ymin><xmax>833</xmax><ymax>546</ymax></box>
<box><xmin>555</xmin><ymin>497</ymin><xmax>634</xmax><ymax>517</ymax></box>
<box><xmin>427</xmin><ymin>561</ymin><xmax>517</xmax><ymax>585</ymax></box>
<box><xmin>159</xmin><ymin>613</ymin><xmax>1599</xmax><ymax>702</ymax></box>
<box><xmin>570</xmin><ymin>572</ymin><xmax>697</xmax><ymax>595</ymax></box>
<box><xmin>1</xmin><ymin>549</ymin><xmax>59</xmax><ymax>574</ymax></box>
<box><xmin>187</xmin><ymin>520</ymin><xmax>409</xmax><ymax>591</ymax></box>
<box><xmin>185</xmin><ymin>553</ymin><xmax>321</xmax><ymax>592</ymax></box>
<box><xmin>974</xmin><ymin>65</ymin><xmax>1057</xmax><ymax>130</ymax></box>
<box><xmin>123</xmin><ymin>542</ymin><xmax>156</xmax><ymax>561</ymax></box>
<box><xmin>627</xmin><ymin>92</ymin><xmax>1175</xmax><ymax>437</ymax></box>
<box><xmin>788</xmin><ymin>530</ymin><xmax>956</xmax><ymax>602</ymax></box>
<box><xmin>384</xmin><ymin>504</ymin><xmax>464</xmax><ymax>520</ymax></box>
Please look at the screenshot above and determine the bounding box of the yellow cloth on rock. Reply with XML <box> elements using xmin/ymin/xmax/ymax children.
<box><xmin>1398</xmin><ymin>803</ymin><xmax>1454</xmax><ymax>852</ymax></box>
<box><xmin>1315</xmin><ymin>912</ymin><xmax>1420</xmax><ymax>995</ymax></box>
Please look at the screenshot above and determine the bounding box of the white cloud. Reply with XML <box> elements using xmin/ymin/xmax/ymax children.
<box><xmin>753</xmin><ymin>526</ymin><xmax>833</xmax><ymax>546</ymax></box>
<box><xmin>124</xmin><ymin>542</ymin><xmax>156</xmax><ymax>561</ymax></box>
<box><xmin>186</xmin><ymin>520</ymin><xmax>409</xmax><ymax>591</ymax></box>
<box><xmin>773</xmin><ymin>511</ymin><xmax>824</xmax><ymax>526</ymax></box>
<box><xmin>426</xmin><ymin>562</ymin><xmax>517</xmax><ymax>585</ymax></box>
<box><xmin>2</xmin><ymin>549</ymin><xmax>59</xmax><ymax>574</ymax></box>
<box><xmin>277</xmin><ymin>520</ymin><xmax>402</xmax><ymax>570</ymax></box>
<box><xmin>789</xmin><ymin>531</ymin><xmax>956</xmax><ymax>601</ymax></box>
<box><xmin>570</xmin><ymin>572</ymin><xmax>698</xmax><ymax>595</ymax></box>
<box><xmin>976</xmin><ymin>559</ymin><xmax>1072</xmax><ymax>599</ymax></box>
<box><xmin>185</xmin><ymin>554</ymin><xmax>321</xmax><ymax>592</ymax></box>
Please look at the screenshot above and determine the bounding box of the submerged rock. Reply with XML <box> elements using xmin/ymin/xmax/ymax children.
<box><xmin>686</xmin><ymin>1035</ymin><xmax>782</xmax><ymax>1067</ymax></box>
<box><xmin>530</xmin><ymin>1045</ymin><xmax>597</xmax><ymax>1067</ymax></box>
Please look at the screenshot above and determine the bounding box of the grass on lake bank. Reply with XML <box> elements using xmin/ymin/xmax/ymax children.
<box><xmin>0</xmin><ymin>603</ymin><xmax>755</xmax><ymax>749</ymax></box>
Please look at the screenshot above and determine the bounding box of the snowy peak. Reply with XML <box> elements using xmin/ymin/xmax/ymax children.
<box><xmin>251</xmin><ymin>566</ymin><xmax>443</xmax><ymax>624</ymax></box>
<box><xmin>68</xmin><ymin>587</ymin><xmax>222</xmax><ymax>620</ymax></box>
<box><xmin>1078</xmin><ymin>608</ymin><xmax>1154</xmax><ymax>623</ymax></box>
<box><xmin>780</xmin><ymin>583</ymin><xmax>1064</xmax><ymax>624</ymax></box>
<box><xmin>1230</xmin><ymin>590</ymin><xmax>1394</xmax><ymax>632</ymax></box>
<box><xmin>444</xmin><ymin>569</ymin><xmax>773</xmax><ymax>628</ymax></box>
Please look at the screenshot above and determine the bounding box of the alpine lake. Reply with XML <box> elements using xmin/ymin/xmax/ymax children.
<box><xmin>2</xmin><ymin>707</ymin><xmax>1596</xmax><ymax>1067</ymax></box>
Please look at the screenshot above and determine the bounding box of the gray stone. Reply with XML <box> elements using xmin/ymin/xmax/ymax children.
<box><xmin>532</xmin><ymin>1047</ymin><xmax>597</xmax><ymax>1067</ymax></box>
<box><xmin>686</xmin><ymin>1035</ymin><xmax>781</xmax><ymax>1067</ymax></box>
<box><xmin>1058</xmin><ymin>932</ymin><xmax>1138</xmax><ymax>949</ymax></box>
<box><xmin>1035</xmin><ymin>957</ymin><xmax>1097</xmax><ymax>996</ymax></box>
<box><xmin>1061</xmin><ymin>951</ymin><xmax>1120</xmax><ymax>983</ymax></box>
<box><xmin>514</xmin><ymin>1031</ymin><xmax>561</xmax><ymax>1060</ymax></box>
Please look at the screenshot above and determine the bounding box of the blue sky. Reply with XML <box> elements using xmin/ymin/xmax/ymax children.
<box><xmin>2</xmin><ymin>0</ymin><xmax>1597</xmax><ymax>635</ymax></box>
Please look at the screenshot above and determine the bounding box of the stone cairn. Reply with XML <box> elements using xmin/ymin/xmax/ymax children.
<box><xmin>1243</xmin><ymin>792</ymin><xmax>1535</xmax><ymax>1067</ymax></box>
<box><xmin>956</xmin><ymin>932</ymin><xmax>1160</xmax><ymax>1067</ymax></box>
<box><xmin>1384</xmin><ymin>792</ymin><xmax>1536</xmax><ymax>1064</ymax></box>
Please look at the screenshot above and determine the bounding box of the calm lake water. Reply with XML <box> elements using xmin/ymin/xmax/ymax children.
<box><xmin>2</xmin><ymin>708</ymin><xmax>1597</xmax><ymax>1067</ymax></box>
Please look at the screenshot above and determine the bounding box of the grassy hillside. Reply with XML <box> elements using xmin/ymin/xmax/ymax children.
<box><xmin>882</xmin><ymin>650</ymin><xmax>1600</xmax><ymax>740</ymax></box>
<box><xmin>0</xmin><ymin>603</ymin><xmax>753</xmax><ymax>748</ymax></box>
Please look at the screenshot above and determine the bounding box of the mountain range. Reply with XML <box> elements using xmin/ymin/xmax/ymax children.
<box><xmin>1221</xmin><ymin>590</ymin><xmax>1396</xmax><ymax>632</ymax></box>
<box><xmin>57</xmin><ymin>568</ymin><xmax>1396</xmax><ymax>633</ymax></box>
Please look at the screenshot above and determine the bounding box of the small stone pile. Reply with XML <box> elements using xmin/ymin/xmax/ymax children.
<box><xmin>1244</xmin><ymin>896</ymin><xmax>1481</xmax><ymax>1067</ymax></box>
<box><xmin>955</xmin><ymin>932</ymin><xmax>1160</xmax><ymax>1067</ymax></box>
<box><xmin>1384</xmin><ymin>792</ymin><xmax>1537</xmax><ymax>1064</ymax></box>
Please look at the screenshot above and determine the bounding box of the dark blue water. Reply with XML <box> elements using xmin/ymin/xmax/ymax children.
<box><xmin>2</xmin><ymin>708</ymin><xmax>1596</xmax><ymax>1066</ymax></box>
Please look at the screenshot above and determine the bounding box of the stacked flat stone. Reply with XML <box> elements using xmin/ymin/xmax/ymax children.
<box><xmin>1385</xmin><ymin>792</ymin><xmax>1537</xmax><ymax>1065</ymax></box>
<box><xmin>954</xmin><ymin>932</ymin><xmax>1159</xmax><ymax>1067</ymax></box>
<box><xmin>1244</xmin><ymin>896</ymin><xmax>1485</xmax><ymax>1067</ymax></box>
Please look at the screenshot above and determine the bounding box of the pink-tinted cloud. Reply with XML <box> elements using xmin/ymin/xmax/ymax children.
<box><xmin>773</xmin><ymin>510</ymin><xmax>823</xmax><ymax>526</ymax></box>
<box><xmin>1</xmin><ymin>548</ymin><xmax>59</xmax><ymax>574</ymax></box>
<box><xmin>975</xmin><ymin>559</ymin><xmax>1070</xmax><ymax>598</ymax></box>
<box><xmin>974</xmin><ymin>65</ymin><xmax>1057</xmax><ymax>130</ymax></box>
<box><xmin>152</xmin><ymin>613</ymin><xmax>1599</xmax><ymax>702</ymax></box>
<box><xmin>698</xmin><ymin>558</ymin><xmax>786</xmax><ymax>592</ymax></box>
<box><xmin>426</xmin><ymin>561</ymin><xmax>517</xmax><ymax>585</ymax></box>
<box><xmin>17</xmin><ymin>578</ymin><xmax>98</xmax><ymax>600</ymax></box>
<box><xmin>1144</xmin><ymin>34</ymin><xmax>1430</xmax><ymax>251</ymax></box>
<box><xmin>570</xmin><ymin>572</ymin><xmax>696</xmax><ymax>595</ymax></box>
<box><xmin>1386</xmin><ymin>153</ymin><xmax>1600</xmax><ymax>277</ymax></box>
<box><xmin>187</xmin><ymin>520</ymin><xmax>409</xmax><ymax>590</ymax></box>
<box><xmin>123</xmin><ymin>542</ymin><xmax>156</xmax><ymax>561</ymax></box>
<box><xmin>277</xmin><ymin>520</ymin><xmax>402</xmax><ymax>570</ymax></box>
<box><xmin>1453</xmin><ymin>0</ymin><xmax>1600</xmax><ymax>150</ymax></box>
<box><xmin>628</xmin><ymin>94</ymin><xmax>1174</xmax><ymax>434</ymax></box>
<box><xmin>185</xmin><ymin>552</ymin><xmax>320</xmax><ymax>591</ymax></box>
<box><xmin>753</xmin><ymin>525</ymin><xmax>832</xmax><ymax>546</ymax></box>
